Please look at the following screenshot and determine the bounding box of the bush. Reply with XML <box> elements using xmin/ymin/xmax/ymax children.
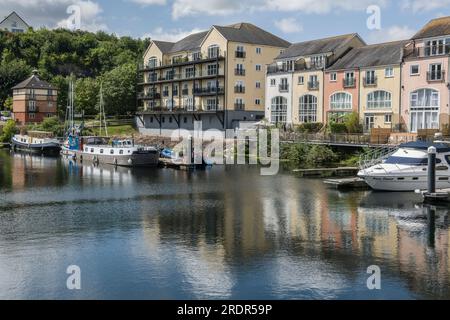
<box><xmin>305</xmin><ymin>145</ymin><xmax>338</xmax><ymax>167</ymax></box>
<box><xmin>329</xmin><ymin>122</ymin><xmax>347</xmax><ymax>134</ymax></box>
<box><xmin>344</xmin><ymin>112</ymin><xmax>363</xmax><ymax>134</ymax></box>
<box><xmin>295</xmin><ymin>122</ymin><xmax>323</xmax><ymax>133</ymax></box>
<box><xmin>30</xmin><ymin>117</ymin><xmax>64</xmax><ymax>136</ymax></box>
<box><xmin>0</xmin><ymin>119</ymin><xmax>17</xmax><ymax>142</ymax></box>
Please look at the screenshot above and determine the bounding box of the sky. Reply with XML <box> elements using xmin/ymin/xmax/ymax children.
<box><xmin>0</xmin><ymin>0</ymin><xmax>449</xmax><ymax>44</ymax></box>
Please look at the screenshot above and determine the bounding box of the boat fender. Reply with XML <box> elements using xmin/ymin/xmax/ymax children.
<box><xmin>128</xmin><ymin>158</ymin><xmax>132</xmax><ymax>165</ymax></box>
<box><xmin>80</xmin><ymin>155</ymin><xmax>83</xmax><ymax>162</ymax></box>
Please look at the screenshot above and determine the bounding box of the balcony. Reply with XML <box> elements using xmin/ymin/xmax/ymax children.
<box><xmin>363</xmin><ymin>77</ymin><xmax>377</xmax><ymax>87</ymax></box>
<box><xmin>235</xmin><ymin>69</ymin><xmax>246</xmax><ymax>76</ymax></box>
<box><xmin>343</xmin><ymin>78</ymin><xmax>356</xmax><ymax>88</ymax></box>
<box><xmin>139</xmin><ymin>52</ymin><xmax>225</xmax><ymax>71</ymax></box>
<box><xmin>427</xmin><ymin>71</ymin><xmax>446</xmax><ymax>82</ymax></box>
<box><xmin>308</xmin><ymin>81</ymin><xmax>319</xmax><ymax>90</ymax></box>
<box><xmin>234</xmin><ymin>103</ymin><xmax>245</xmax><ymax>110</ymax></box>
<box><xmin>234</xmin><ymin>86</ymin><xmax>245</xmax><ymax>94</ymax></box>
<box><xmin>28</xmin><ymin>107</ymin><xmax>38</xmax><ymax>113</ymax></box>
<box><xmin>193</xmin><ymin>87</ymin><xmax>225</xmax><ymax>96</ymax></box>
<box><xmin>235</xmin><ymin>51</ymin><xmax>246</xmax><ymax>58</ymax></box>
<box><xmin>138</xmin><ymin>92</ymin><xmax>161</xmax><ymax>100</ymax></box>
<box><xmin>404</xmin><ymin>46</ymin><xmax>450</xmax><ymax>59</ymax></box>
<box><xmin>279</xmin><ymin>84</ymin><xmax>289</xmax><ymax>92</ymax></box>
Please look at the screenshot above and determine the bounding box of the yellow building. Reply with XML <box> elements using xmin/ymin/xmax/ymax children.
<box><xmin>137</xmin><ymin>23</ymin><xmax>290</xmax><ymax>136</ymax></box>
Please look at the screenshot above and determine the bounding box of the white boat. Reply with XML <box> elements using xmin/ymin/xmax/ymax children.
<box><xmin>358</xmin><ymin>141</ymin><xmax>450</xmax><ymax>192</ymax></box>
<box><xmin>11</xmin><ymin>134</ymin><xmax>61</xmax><ymax>156</ymax></box>
<box><xmin>61</xmin><ymin>137</ymin><xmax>159</xmax><ymax>167</ymax></box>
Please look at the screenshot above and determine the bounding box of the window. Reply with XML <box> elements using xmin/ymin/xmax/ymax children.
<box><xmin>255</xmin><ymin>99</ymin><xmax>261</xmax><ymax>105</ymax></box>
<box><xmin>299</xmin><ymin>95</ymin><xmax>318</xmax><ymax>123</ymax></box>
<box><xmin>185</xmin><ymin>67</ymin><xmax>195</xmax><ymax>78</ymax></box>
<box><xmin>410</xmin><ymin>65</ymin><xmax>419</xmax><ymax>76</ymax></box>
<box><xmin>330</xmin><ymin>73</ymin><xmax>337</xmax><ymax>82</ymax></box>
<box><xmin>424</xmin><ymin>38</ymin><xmax>450</xmax><ymax>56</ymax></box>
<box><xmin>409</xmin><ymin>89</ymin><xmax>440</xmax><ymax>132</ymax></box>
<box><xmin>311</xmin><ymin>55</ymin><xmax>325</xmax><ymax>68</ymax></box>
<box><xmin>192</xmin><ymin>52</ymin><xmax>201</xmax><ymax>61</ymax></box>
<box><xmin>384</xmin><ymin>114</ymin><xmax>392</xmax><ymax>123</ymax></box>
<box><xmin>280</xmin><ymin>78</ymin><xmax>289</xmax><ymax>91</ymax></box>
<box><xmin>256</xmin><ymin>64</ymin><xmax>262</xmax><ymax>71</ymax></box>
<box><xmin>28</xmin><ymin>100</ymin><xmax>36</xmax><ymax>111</ymax></box>
<box><xmin>208</xmin><ymin>45</ymin><xmax>219</xmax><ymax>58</ymax></box>
<box><xmin>206</xmin><ymin>98</ymin><xmax>218</xmax><ymax>111</ymax></box>
<box><xmin>110</xmin><ymin>149</ymin><xmax>115</xmax><ymax>155</ymax></box>
<box><xmin>367</xmin><ymin>91</ymin><xmax>392</xmax><ymax>109</ymax></box>
<box><xmin>148</xmin><ymin>57</ymin><xmax>158</xmax><ymax>68</ymax></box>
<box><xmin>100</xmin><ymin>149</ymin><xmax>104</xmax><ymax>154</ymax></box>
<box><xmin>270</xmin><ymin>79</ymin><xmax>276</xmax><ymax>86</ymax></box>
<box><xmin>29</xmin><ymin>113</ymin><xmax>35</xmax><ymax>120</ymax></box>
<box><xmin>429</xmin><ymin>63</ymin><xmax>443</xmax><ymax>80</ymax></box>
<box><xmin>207</xmin><ymin>64</ymin><xmax>218</xmax><ymax>76</ymax></box>
<box><xmin>270</xmin><ymin>97</ymin><xmax>287</xmax><ymax>124</ymax></box>
<box><xmin>256</xmin><ymin>81</ymin><xmax>261</xmax><ymax>89</ymax></box>
<box><xmin>298</xmin><ymin>76</ymin><xmax>304</xmax><ymax>85</ymax></box>
<box><xmin>235</xmin><ymin>98</ymin><xmax>244</xmax><ymax>110</ymax></box>
<box><xmin>256</xmin><ymin>47</ymin><xmax>262</xmax><ymax>54</ymax></box>
<box><xmin>365</xmin><ymin>70</ymin><xmax>376</xmax><ymax>85</ymax></box>
<box><xmin>385</xmin><ymin>67</ymin><xmax>394</xmax><ymax>78</ymax></box>
<box><xmin>330</xmin><ymin>92</ymin><xmax>352</xmax><ymax>110</ymax></box>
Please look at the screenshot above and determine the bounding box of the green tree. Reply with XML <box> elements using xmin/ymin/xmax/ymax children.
<box><xmin>3</xmin><ymin>97</ymin><xmax>13</xmax><ymax>111</ymax></box>
<box><xmin>0</xmin><ymin>59</ymin><xmax>32</xmax><ymax>107</ymax></box>
<box><xmin>75</xmin><ymin>77</ymin><xmax>99</xmax><ymax>115</ymax></box>
<box><xmin>102</xmin><ymin>63</ymin><xmax>137</xmax><ymax>115</ymax></box>
<box><xmin>0</xmin><ymin>120</ymin><xmax>17</xmax><ymax>142</ymax></box>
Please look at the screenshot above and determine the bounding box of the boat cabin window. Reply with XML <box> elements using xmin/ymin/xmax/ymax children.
<box><xmin>120</xmin><ymin>150</ymin><xmax>124</xmax><ymax>155</ymax></box>
<box><xmin>100</xmin><ymin>149</ymin><xmax>104</xmax><ymax>154</ymax></box>
<box><xmin>110</xmin><ymin>149</ymin><xmax>114</xmax><ymax>155</ymax></box>
<box><xmin>85</xmin><ymin>147</ymin><xmax>88</xmax><ymax>152</ymax></box>
<box><xmin>91</xmin><ymin>148</ymin><xmax>94</xmax><ymax>153</ymax></box>
<box><xmin>385</xmin><ymin>156</ymin><xmax>442</xmax><ymax>165</ymax></box>
<box><xmin>446</xmin><ymin>155</ymin><xmax>450</xmax><ymax>165</ymax></box>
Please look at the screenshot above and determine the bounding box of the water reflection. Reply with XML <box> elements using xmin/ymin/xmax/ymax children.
<box><xmin>0</xmin><ymin>150</ymin><xmax>449</xmax><ymax>299</ymax></box>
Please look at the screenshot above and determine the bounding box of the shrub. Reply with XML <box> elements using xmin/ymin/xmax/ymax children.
<box><xmin>305</xmin><ymin>145</ymin><xmax>337</xmax><ymax>167</ymax></box>
<box><xmin>295</xmin><ymin>122</ymin><xmax>323</xmax><ymax>133</ymax></box>
<box><xmin>344</xmin><ymin>112</ymin><xmax>363</xmax><ymax>134</ymax></box>
<box><xmin>329</xmin><ymin>122</ymin><xmax>347</xmax><ymax>134</ymax></box>
<box><xmin>0</xmin><ymin>119</ymin><xmax>17</xmax><ymax>142</ymax></box>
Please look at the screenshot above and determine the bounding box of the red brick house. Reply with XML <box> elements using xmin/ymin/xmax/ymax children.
<box><xmin>12</xmin><ymin>71</ymin><xmax>58</xmax><ymax>124</ymax></box>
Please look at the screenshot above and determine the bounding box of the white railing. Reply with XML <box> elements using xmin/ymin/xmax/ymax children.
<box><xmin>359</xmin><ymin>146</ymin><xmax>398</xmax><ymax>170</ymax></box>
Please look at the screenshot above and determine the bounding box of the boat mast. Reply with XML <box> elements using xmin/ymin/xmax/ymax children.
<box><xmin>64</xmin><ymin>77</ymin><xmax>75</xmax><ymax>137</ymax></box>
<box><xmin>99</xmin><ymin>82</ymin><xmax>108</xmax><ymax>137</ymax></box>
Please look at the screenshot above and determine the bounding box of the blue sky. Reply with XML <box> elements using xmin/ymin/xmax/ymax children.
<box><xmin>1</xmin><ymin>0</ymin><xmax>449</xmax><ymax>44</ymax></box>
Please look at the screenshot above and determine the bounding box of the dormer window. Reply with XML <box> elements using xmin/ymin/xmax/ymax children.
<box><xmin>192</xmin><ymin>52</ymin><xmax>201</xmax><ymax>61</ymax></box>
<box><xmin>425</xmin><ymin>38</ymin><xmax>450</xmax><ymax>56</ymax></box>
<box><xmin>311</xmin><ymin>55</ymin><xmax>325</xmax><ymax>68</ymax></box>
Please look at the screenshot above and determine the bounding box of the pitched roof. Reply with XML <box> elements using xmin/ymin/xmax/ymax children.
<box><xmin>327</xmin><ymin>40</ymin><xmax>408</xmax><ymax>71</ymax></box>
<box><xmin>152</xmin><ymin>41</ymin><xmax>174</xmax><ymax>54</ymax></box>
<box><xmin>276</xmin><ymin>34</ymin><xmax>362</xmax><ymax>60</ymax></box>
<box><xmin>213</xmin><ymin>23</ymin><xmax>290</xmax><ymax>48</ymax></box>
<box><xmin>0</xmin><ymin>11</ymin><xmax>29</xmax><ymax>28</ymax></box>
<box><xmin>412</xmin><ymin>16</ymin><xmax>450</xmax><ymax>40</ymax></box>
<box><xmin>169</xmin><ymin>31</ymin><xmax>209</xmax><ymax>52</ymax></box>
<box><xmin>12</xmin><ymin>73</ymin><xmax>56</xmax><ymax>90</ymax></box>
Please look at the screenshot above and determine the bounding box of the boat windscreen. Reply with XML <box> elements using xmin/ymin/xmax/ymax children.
<box><xmin>384</xmin><ymin>156</ymin><xmax>442</xmax><ymax>166</ymax></box>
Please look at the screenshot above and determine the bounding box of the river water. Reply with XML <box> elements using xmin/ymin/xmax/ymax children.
<box><xmin>0</xmin><ymin>150</ymin><xmax>449</xmax><ymax>300</ymax></box>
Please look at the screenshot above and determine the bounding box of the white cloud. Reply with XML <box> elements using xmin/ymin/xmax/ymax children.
<box><xmin>171</xmin><ymin>0</ymin><xmax>390</xmax><ymax>19</ymax></box>
<box><xmin>129</xmin><ymin>0</ymin><xmax>167</xmax><ymax>6</ymax></box>
<box><xmin>367</xmin><ymin>25</ymin><xmax>416</xmax><ymax>44</ymax></box>
<box><xmin>274</xmin><ymin>18</ymin><xmax>303</xmax><ymax>33</ymax></box>
<box><xmin>401</xmin><ymin>0</ymin><xmax>450</xmax><ymax>12</ymax></box>
<box><xmin>0</xmin><ymin>0</ymin><xmax>107</xmax><ymax>32</ymax></box>
<box><xmin>142</xmin><ymin>27</ymin><xmax>203</xmax><ymax>42</ymax></box>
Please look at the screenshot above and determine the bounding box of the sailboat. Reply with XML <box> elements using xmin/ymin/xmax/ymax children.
<box><xmin>61</xmin><ymin>82</ymin><xmax>159</xmax><ymax>167</ymax></box>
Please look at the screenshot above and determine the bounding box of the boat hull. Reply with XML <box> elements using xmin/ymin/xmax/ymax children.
<box><xmin>61</xmin><ymin>148</ymin><xmax>159</xmax><ymax>167</ymax></box>
<box><xmin>359</xmin><ymin>173</ymin><xmax>450</xmax><ymax>192</ymax></box>
<box><xmin>12</xmin><ymin>139</ymin><xmax>61</xmax><ymax>157</ymax></box>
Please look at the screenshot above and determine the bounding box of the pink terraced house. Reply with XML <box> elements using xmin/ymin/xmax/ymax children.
<box><xmin>402</xmin><ymin>17</ymin><xmax>450</xmax><ymax>133</ymax></box>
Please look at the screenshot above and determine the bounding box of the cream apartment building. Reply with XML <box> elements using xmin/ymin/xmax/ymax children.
<box><xmin>265</xmin><ymin>34</ymin><xmax>365</xmax><ymax>126</ymax></box>
<box><xmin>137</xmin><ymin>23</ymin><xmax>290</xmax><ymax>136</ymax></box>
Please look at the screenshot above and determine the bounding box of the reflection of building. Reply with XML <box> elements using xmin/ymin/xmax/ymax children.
<box><xmin>0</xmin><ymin>12</ymin><xmax>29</xmax><ymax>33</ymax></box>
<box><xmin>12</xmin><ymin>71</ymin><xmax>58</xmax><ymax>124</ymax></box>
<box><xmin>137</xmin><ymin>23</ymin><xmax>290</xmax><ymax>136</ymax></box>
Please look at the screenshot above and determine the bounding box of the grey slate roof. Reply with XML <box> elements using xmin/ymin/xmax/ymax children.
<box><xmin>412</xmin><ymin>16</ymin><xmax>450</xmax><ymax>40</ymax></box>
<box><xmin>213</xmin><ymin>23</ymin><xmax>290</xmax><ymax>48</ymax></box>
<box><xmin>12</xmin><ymin>74</ymin><xmax>56</xmax><ymax>90</ymax></box>
<box><xmin>150</xmin><ymin>22</ymin><xmax>290</xmax><ymax>54</ymax></box>
<box><xmin>169</xmin><ymin>31</ymin><xmax>209</xmax><ymax>52</ymax></box>
<box><xmin>276</xmin><ymin>34</ymin><xmax>361</xmax><ymax>60</ymax></box>
<box><xmin>152</xmin><ymin>41</ymin><xmax>175</xmax><ymax>54</ymax></box>
<box><xmin>327</xmin><ymin>40</ymin><xmax>409</xmax><ymax>71</ymax></box>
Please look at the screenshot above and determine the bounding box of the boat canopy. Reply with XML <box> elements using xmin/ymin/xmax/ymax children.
<box><xmin>399</xmin><ymin>141</ymin><xmax>450</xmax><ymax>153</ymax></box>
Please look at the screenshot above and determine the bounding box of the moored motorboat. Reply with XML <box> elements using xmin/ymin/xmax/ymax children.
<box><xmin>358</xmin><ymin>141</ymin><xmax>450</xmax><ymax>192</ymax></box>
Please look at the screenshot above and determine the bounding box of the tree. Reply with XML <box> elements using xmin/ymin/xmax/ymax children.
<box><xmin>3</xmin><ymin>97</ymin><xmax>13</xmax><ymax>111</ymax></box>
<box><xmin>0</xmin><ymin>120</ymin><xmax>17</xmax><ymax>142</ymax></box>
<box><xmin>101</xmin><ymin>63</ymin><xmax>137</xmax><ymax>115</ymax></box>
<box><xmin>0</xmin><ymin>59</ymin><xmax>32</xmax><ymax>107</ymax></box>
<box><xmin>75</xmin><ymin>77</ymin><xmax>99</xmax><ymax>115</ymax></box>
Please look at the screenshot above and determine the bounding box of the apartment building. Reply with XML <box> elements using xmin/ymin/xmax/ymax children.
<box><xmin>12</xmin><ymin>71</ymin><xmax>58</xmax><ymax>124</ymax></box>
<box><xmin>265</xmin><ymin>34</ymin><xmax>365</xmax><ymax>126</ymax></box>
<box><xmin>401</xmin><ymin>17</ymin><xmax>450</xmax><ymax>133</ymax></box>
<box><xmin>137</xmin><ymin>22</ymin><xmax>290</xmax><ymax>136</ymax></box>
<box><xmin>0</xmin><ymin>12</ymin><xmax>29</xmax><ymax>33</ymax></box>
<box><xmin>325</xmin><ymin>41</ymin><xmax>407</xmax><ymax>131</ymax></box>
